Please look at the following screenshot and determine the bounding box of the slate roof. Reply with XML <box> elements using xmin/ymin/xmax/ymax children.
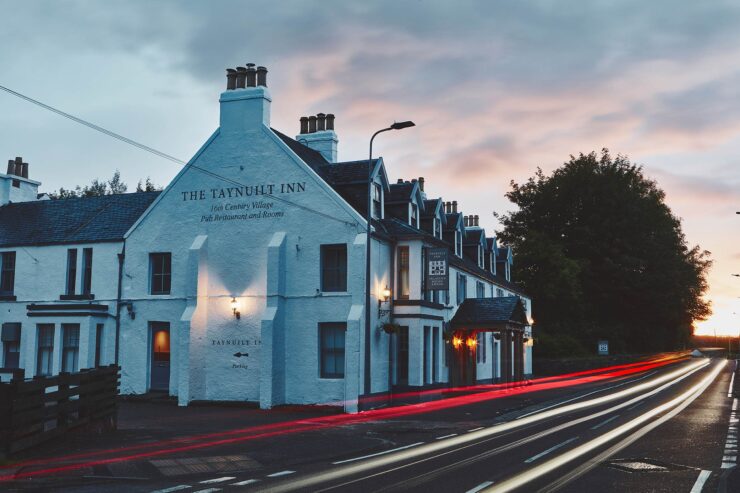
<box><xmin>463</xmin><ymin>228</ymin><xmax>484</xmax><ymax>245</ymax></box>
<box><xmin>386</xmin><ymin>182</ymin><xmax>415</xmax><ymax>203</ymax></box>
<box><xmin>0</xmin><ymin>192</ymin><xmax>160</xmax><ymax>247</ymax></box>
<box><xmin>422</xmin><ymin>198</ymin><xmax>441</xmax><ymax>217</ymax></box>
<box><xmin>272</xmin><ymin>128</ymin><xmax>328</xmax><ymax>172</ymax></box>
<box><xmin>450</xmin><ymin>296</ymin><xmax>528</xmax><ymax>329</ymax></box>
<box><xmin>317</xmin><ymin>161</ymin><xmax>377</xmax><ymax>185</ymax></box>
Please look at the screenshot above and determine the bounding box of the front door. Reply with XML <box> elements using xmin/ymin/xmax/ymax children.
<box><xmin>150</xmin><ymin>323</ymin><xmax>170</xmax><ymax>391</ymax></box>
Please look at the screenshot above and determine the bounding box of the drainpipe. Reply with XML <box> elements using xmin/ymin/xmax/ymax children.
<box><xmin>114</xmin><ymin>243</ymin><xmax>126</xmax><ymax>365</ymax></box>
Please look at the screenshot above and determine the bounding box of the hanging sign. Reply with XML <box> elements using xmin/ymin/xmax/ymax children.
<box><xmin>427</xmin><ymin>248</ymin><xmax>449</xmax><ymax>290</ymax></box>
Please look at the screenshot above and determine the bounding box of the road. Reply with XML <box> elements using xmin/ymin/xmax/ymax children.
<box><xmin>2</xmin><ymin>353</ymin><xmax>736</xmax><ymax>493</ymax></box>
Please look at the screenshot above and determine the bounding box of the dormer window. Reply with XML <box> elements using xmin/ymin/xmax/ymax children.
<box><xmin>433</xmin><ymin>217</ymin><xmax>442</xmax><ymax>239</ymax></box>
<box><xmin>489</xmin><ymin>252</ymin><xmax>495</xmax><ymax>273</ymax></box>
<box><xmin>455</xmin><ymin>230</ymin><xmax>462</xmax><ymax>257</ymax></box>
<box><xmin>478</xmin><ymin>245</ymin><xmax>484</xmax><ymax>268</ymax></box>
<box><xmin>372</xmin><ymin>183</ymin><xmax>383</xmax><ymax>219</ymax></box>
<box><xmin>410</xmin><ymin>203</ymin><xmax>418</xmax><ymax>228</ymax></box>
<box><xmin>505</xmin><ymin>262</ymin><xmax>511</xmax><ymax>282</ymax></box>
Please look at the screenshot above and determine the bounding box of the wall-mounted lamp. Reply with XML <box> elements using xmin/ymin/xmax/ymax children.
<box><xmin>231</xmin><ymin>297</ymin><xmax>240</xmax><ymax>320</ymax></box>
<box><xmin>452</xmin><ymin>336</ymin><xmax>463</xmax><ymax>349</ymax></box>
<box><xmin>378</xmin><ymin>285</ymin><xmax>392</xmax><ymax>318</ymax></box>
<box><xmin>466</xmin><ymin>336</ymin><xmax>477</xmax><ymax>349</ymax></box>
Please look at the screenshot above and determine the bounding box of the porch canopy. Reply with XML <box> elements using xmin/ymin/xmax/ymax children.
<box><xmin>450</xmin><ymin>296</ymin><xmax>528</xmax><ymax>331</ymax></box>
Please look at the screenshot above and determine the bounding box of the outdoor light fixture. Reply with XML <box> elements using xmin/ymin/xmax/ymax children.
<box><xmin>378</xmin><ymin>285</ymin><xmax>392</xmax><ymax>318</ymax></box>
<box><xmin>466</xmin><ymin>336</ymin><xmax>477</xmax><ymax>349</ymax></box>
<box><xmin>231</xmin><ymin>297</ymin><xmax>240</xmax><ymax>320</ymax></box>
<box><xmin>452</xmin><ymin>336</ymin><xmax>463</xmax><ymax>349</ymax></box>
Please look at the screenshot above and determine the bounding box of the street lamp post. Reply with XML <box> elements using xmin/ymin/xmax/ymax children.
<box><xmin>364</xmin><ymin>121</ymin><xmax>415</xmax><ymax>399</ymax></box>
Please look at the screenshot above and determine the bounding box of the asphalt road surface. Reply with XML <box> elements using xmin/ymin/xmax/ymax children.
<box><xmin>2</xmin><ymin>353</ymin><xmax>736</xmax><ymax>493</ymax></box>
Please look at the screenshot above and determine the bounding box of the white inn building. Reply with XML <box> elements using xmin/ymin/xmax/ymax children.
<box><xmin>0</xmin><ymin>65</ymin><xmax>532</xmax><ymax>412</ymax></box>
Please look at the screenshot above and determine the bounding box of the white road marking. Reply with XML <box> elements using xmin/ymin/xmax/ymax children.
<box><xmin>267</xmin><ymin>470</ymin><xmax>296</xmax><ymax>477</ymax></box>
<box><xmin>151</xmin><ymin>486</ymin><xmax>192</xmax><ymax>493</ymax></box>
<box><xmin>517</xmin><ymin>372</ymin><xmax>657</xmax><ymax>419</ymax></box>
<box><xmin>435</xmin><ymin>433</ymin><xmax>458</xmax><ymax>440</ymax></box>
<box><xmin>689</xmin><ymin>470</ymin><xmax>711</xmax><ymax>493</ymax></box>
<box><xmin>192</xmin><ymin>489</ymin><xmax>222</xmax><ymax>493</ymax></box>
<box><xmin>230</xmin><ymin>479</ymin><xmax>259</xmax><ymax>486</ymax></box>
<box><xmin>524</xmin><ymin>437</ymin><xmax>579</xmax><ymax>463</ymax></box>
<box><xmin>627</xmin><ymin>400</ymin><xmax>645</xmax><ymax>411</ymax></box>
<box><xmin>266</xmin><ymin>361</ymin><xmax>710</xmax><ymax>493</ymax></box>
<box><xmin>590</xmin><ymin>415</ymin><xmax>619</xmax><ymax>430</ymax></box>
<box><xmin>728</xmin><ymin>368</ymin><xmax>735</xmax><ymax>397</ymax></box>
<box><xmin>332</xmin><ymin>443</ymin><xmax>424</xmax><ymax>465</ymax></box>
<box><xmin>489</xmin><ymin>361</ymin><xmax>723</xmax><ymax>492</ymax></box>
<box><xmin>468</xmin><ymin>427</ymin><xmax>485</xmax><ymax>433</ymax></box>
<box><xmin>199</xmin><ymin>477</ymin><xmax>235</xmax><ymax>484</ymax></box>
<box><xmin>466</xmin><ymin>480</ymin><xmax>494</xmax><ymax>493</ymax></box>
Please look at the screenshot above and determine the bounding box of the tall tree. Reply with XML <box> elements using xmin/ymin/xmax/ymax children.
<box><xmin>48</xmin><ymin>171</ymin><xmax>160</xmax><ymax>199</ymax></box>
<box><xmin>497</xmin><ymin>150</ymin><xmax>711</xmax><ymax>354</ymax></box>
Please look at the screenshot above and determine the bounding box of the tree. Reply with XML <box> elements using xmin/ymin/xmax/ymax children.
<box><xmin>497</xmin><ymin>149</ymin><xmax>711</xmax><ymax>354</ymax></box>
<box><xmin>48</xmin><ymin>171</ymin><xmax>160</xmax><ymax>199</ymax></box>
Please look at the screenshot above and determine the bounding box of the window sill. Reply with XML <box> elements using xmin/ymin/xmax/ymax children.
<box><xmin>0</xmin><ymin>295</ymin><xmax>17</xmax><ymax>301</ymax></box>
<box><xmin>59</xmin><ymin>294</ymin><xmax>95</xmax><ymax>301</ymax></box>
<box><xmin>150</xmin><ymin>292</ymin><xmax>172</xmax><ymax>296</ymax></box>
<box><xmin>317</xmin><ymin>291</ymin><xmax>350</xmax><ymax>297</ymax></box>
<box><xmin>319</xmin><ymin>376</ymin><xmax>345</xmax><ymax>380</ymax></box>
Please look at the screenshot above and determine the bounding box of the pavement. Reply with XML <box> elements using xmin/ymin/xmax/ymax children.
<box><xmin>0</xmin><ymin>351</ymin><xmax>736</xmax><ymax>492</ymax></box>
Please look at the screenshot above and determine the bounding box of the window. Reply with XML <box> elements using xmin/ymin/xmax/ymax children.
<box><xmin>0</xmin><ymin>251</ymin><xmax>16</xmax><ymax>296</ymax></box>
<box><xmin>150</xmin><ymin>253</ymin><xmax>172</xmax><ymax>295</ymax></box>
<box><xmin>320</xmin><ymin>323</ymin><xmax>346</xmax><ymax>378</ymax></box>
<box><xmin>456</xmin><ymin>273</ymin><xmax>467</xmax><ymax>304</ymax></box>
<box><xmin>11</xmin><ymin>179</ymin><xmax>20</xmax><ymax>188</ymax></box>
<box><xmin>496</xmin><ymin>288</ymin><xmax>504</xmax><ymax>297</ymax></box>
<box><xmin>2</xmin><ymin>323</ymin><xmax>21</xmax><ymax>369</ymax></box>
<box><xmin>61</xmin><ymin>324</ymin><xmax>80</xmax><ymax>373</ymax></box>
<box><xmin>505</xmin><ymin>262</ymin><xmax>511</xmax><ymax>281</ymax></box>
<box><xmin>65</xmin><ymin>249</ymin><xmax>77</xmax><ymax>295</ymax></box>
<box><xmin>455</xmin><ymin>230</ymin><xmax>462</xmax><ymax>257</ymax></box>
<box><xmin>36</xmin><ymin>324</ymin><xmax>54</xmax><ymax>376</ymax></box>
<box><xmin>478</xmin><ymin>246</ymin><xmax>484</xmax><ymax>268</ymax></box>
<box><xmin>320</xmin><ymin>244</ymin><xmax>347</xmax><ymax>292</ymax></box>
<box><xmin>94</xmin><ymin>324</ymin><xmax>104</xmax><ymax>367</ymax></box>
<box><xmin>477</xmin><ymin>332</ymin><xmax>486</xmax><ymax>363</ymax></box>
<box><xmin>490</xmin><ymin>252</ymin><xmax>495</xmax><ymax>274</ymax></box>
<box><xmin>433</xmin><ymin>217</ymin><xmax>440</xmax><ymax>238</ymax></box>
<box><xmin>397</xmin><ymin>246</ymin><xmax>410</xmax><ymax>299</ymax></box>
<box><xmin>476</xmin><ymin>281</ymin><xmax>485</xmax><ymax>298</ymax></box>
<box><xmin>372</xmin><ymin>183</ymin><xmax>382</xmax><ymax>219</ymax></box>
<box><xmin>410</xmin><ymin>203</ymin><xmax>418</xmax><ymax>227</ymax></box>
<box><xmin>82</xmin><ymin>248</ymin><xmax>93</xmax><ymax>295</ymax></box>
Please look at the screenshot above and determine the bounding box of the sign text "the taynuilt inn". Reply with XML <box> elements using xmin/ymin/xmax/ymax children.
<box><xmin>181</xmin><ymin>182</ymin><xmax>307</xmax><ymax>201</ymax></box>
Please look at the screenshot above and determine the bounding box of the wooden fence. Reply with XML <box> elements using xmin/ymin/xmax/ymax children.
<box><xmin>0</xmin><ymin>364</ymin><xmax>119</xmax><ymax>459</ymax></box>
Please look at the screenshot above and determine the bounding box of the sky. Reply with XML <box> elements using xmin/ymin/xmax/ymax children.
<box><xmin>1</xmin><ymin>0</ymin><xmax>739</xmax><ymax>336</ymax></box>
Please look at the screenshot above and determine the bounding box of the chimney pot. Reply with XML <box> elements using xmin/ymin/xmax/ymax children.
<box><xmin>464</xmin><ymin>216</ymin><xmax>469</xmax><ymax>227</ymax></box>
<box><xmin>299</xmin><ymin>116</ymin><xmax>309</xmax><ymax>134</ymax></box>
<box><xmin>20</xmin><ymin>162</ymin><xmax>28</xmax><ymax>179</ymax></box>
<box><xmin>246</xmin><ymin>64</ymin><xmax>257</xmax><ymax>87</ymax></box>
<box><xmin>474</xmin><ymin>215</ymin><xmax>479</xmax><ymax>227</ymax></box>
<box><xmin>325</xmin><ymin>113</ymin><xmax>335</xmax><ymax>130</ymax></box>
<box><xmin>6</xmin><ymin>159</ymin><xmax>15</xmax><ymax>176</ymax></box>
<box><xmin>226</xmin><ymin>68</ymin><xmax>237</xmax><ymax>90</ymax></box>
<box><xmin>256</xmin><ymin>66</ymin><xmax>268</xmax><ymax>87</ymax></box>
<box><xmin>397</xmin><ymin>178</ymin><xmax>403</xmax><ymax>184</ymax></box>
<box><xmin>235</xmin><ymin>67</ymin><xmax>247</xmax><ymax>89</ymax></box>
<box><xmin>452</xmin><ymin>201</ymin><xmax>458</xmax><ymax>213</ymax></box>
<box><xmin>418</xmin><ymin>177</ymin><xmax>424</xmax><ymax>191</ymax></box>
<box><xmin>308</xmin><ymin>116</ymin><xmax>317</xmax><ymax>133</ymax></box>
<box><xmin>316</xmin><ymin>113</ymin><xmax>326</xmax><ymax>131</ymax></box>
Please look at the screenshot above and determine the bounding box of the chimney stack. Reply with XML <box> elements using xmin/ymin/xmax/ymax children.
<box><xmin>256</xmin><ymin>66</ymin><xmax>268</xmax><ymax>87</ymax></box>
<box><xmin>452</xmin><ymin>201</ymin><xmax>458</xmax><ymax>213</ymax></box>
<box><xmin>235</xmin><ymin>66</ymin><xmax>247</xmax><ymax>89</ymax></box>
<box><xmin>246</xmin><ymin>63</ymin><xmax>257</xmax><ymax>87</ymax></box>
<box><xmin>220</xmin><ymin>63</ymin><xmax>272</xmax><ymax>131</ymax></box>
<box><xmin>226</xmin><ymin>69</ymin><xmax>237</xmax><ymax>90</ymax></box>
<box><xmin>296</xmin><ymin>112</ymin><xmax>339</xmax><ymax>162</ymax></box>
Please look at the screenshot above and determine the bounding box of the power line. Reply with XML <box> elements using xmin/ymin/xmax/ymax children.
<box><xmin>0</xmin><ymin>83</ymin><xmax>358</xmax><ymax>227</ymax></box>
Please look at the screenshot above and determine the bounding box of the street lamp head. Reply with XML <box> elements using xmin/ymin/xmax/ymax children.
<box><xmin>391</xmin><ymin>120</ymin><xmax>415</xmax><ymax>130</ymax></box>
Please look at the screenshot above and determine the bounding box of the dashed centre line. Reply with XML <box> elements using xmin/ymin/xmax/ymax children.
<box><xmin>590</xmin><ymin>415</ymin><xmax>620</xmax><ymax>430</ymax></box>
<box><xmin>524</xmin><ymin>437</ymin><xmax>579</xmax><ymax>464</ymax></box>
<box><xmin>468</xmin><ymin>427</ymin><xmax>485</xmax><ymax>433</ymax></box>
<box><xmin>199</xmin><ymin>477</ymin><xmax>235</xmax><ymax>484</ymax></box>
<box><xmin>151</xmin><ymin>486</ymin><xmax>192</xmax><ymax>493</ymax></box>
<box><xmin>267</xmin><ymin>470</ymin><xmax>296</xmax><ymax>478</ymax></box>
<box><xmin>436</xmin><ymin>433</ymin><xmax>458</xmax><ymax>440</ymax></box>
<box><xmin>231</xmin><ymin>479</ymin><xmax>259</xmax><ymax>486</ymax></box>
<box><xmin>466</xmin><ymin>480</ymin><xmax>494</xmax><ymax>493</ymax></box>
<box><xmin>332</xmin><ymin>442</ymin><xmax>424</xmax><ymax>464</ymax></box>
